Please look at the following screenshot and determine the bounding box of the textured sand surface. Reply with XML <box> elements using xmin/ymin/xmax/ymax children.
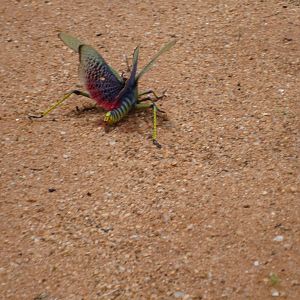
<box><xmin>1</xmin><ymin>0</ymin><xmax>299</xmax><ymax>299</ymax></box>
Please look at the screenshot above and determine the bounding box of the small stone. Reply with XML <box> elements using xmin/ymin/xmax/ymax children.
<box><xmin>273</xmin><ymin>235</ymin><xmax>284</xmax><ymax>242</ymax></box>
<box><xmin>48</xmin><ymin>188</ymin><xmax>56</xmax><ymax>193</ymax></box>
<box><xmin>118</xmin><ymin>266</ymin><xmax>126</xmax><ymax>273</ymax></box>
<box><xmin>253</xmin><ymin>260</ymin><xmax>260</xmax><ymax>266</ymax></box>
<box><xmin>33</xmin><ymin>292</ymin><xmax>49</xmax><ymax>300</ymax></box>
<box><xmin>291</xmin><ymin>279</ymin><xmax>299</xmax><ymax>286</ymax></box>
<box><xmin>174</xmin><ymin>291</ymin><xmax>185</xmax><ymax>298</ymax></box>
<box><xmin>186</xmin><ymin>224</ymin><xmax>194</xmax><ymax>230</ymax></box>
<box><xmin>271</xmin><ymin>288</ymin><xmax>279</xmax><ymax>297</ymax></box>
<box><xmin>236</xmin><ymin>229</ymin><xmax>243</xmax><ymax>236</ymax></box>
<box><xmin>262</xmin><ymin>190</ymin><xmax>268</xmax><ymax>195</ymax></box>
<box><xmin>31</xmin><ymin>236</ymin><xmax>41</xmax><ymax>242</ymax></box>
<box><xmin>101</xmin><ymin>226</ymin><xmax>113</xmax><ymax>233</ymax></box>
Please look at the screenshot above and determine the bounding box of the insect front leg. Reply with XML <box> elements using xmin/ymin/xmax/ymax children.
<box><xmin>28</xmin><ymin>90</ymin><xmax>90</xmax><ymax>119</ymax></box>
<box><xmin>138</xmin><ymin>89</ymin><xmax>167</xmax><ymax>103</ymax></box>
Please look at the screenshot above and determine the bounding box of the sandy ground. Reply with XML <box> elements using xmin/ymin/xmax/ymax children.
<box><xmin>1</xmin><ymin>0</ymin><xmax>299</xmax><ymax>299</ymax></box>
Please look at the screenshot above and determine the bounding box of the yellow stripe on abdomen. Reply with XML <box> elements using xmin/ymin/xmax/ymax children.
<box><xmin>104</xmin><ymin>98</ymin><xmax>133</xmax><ymax>125</ymax></box>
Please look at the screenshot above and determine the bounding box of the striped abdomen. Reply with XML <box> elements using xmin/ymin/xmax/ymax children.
<box><xmin>104</xmin><ymin>97</ymin><xmax>135</xmax><ymax>125</ymax></box>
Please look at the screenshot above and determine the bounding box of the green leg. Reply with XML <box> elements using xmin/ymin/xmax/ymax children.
<box><xmin>135</xmin><ymin>102</ymin><xmax>162</xmax><ymax>148</ymax></box>
<box><xmin>138</xmin><ymin>89</ymin><xmax>166</xmax><ymax>102</ymax></box>
<box><xmin>28</xmin><ymin>90</ymin><xmax>90</xmax><ymax>119</ymax></box>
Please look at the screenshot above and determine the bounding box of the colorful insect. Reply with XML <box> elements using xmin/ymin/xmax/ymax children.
<box><xmin>29</xmin><ymin>32</ymin><xmax>176</xmax><ymax>147</ymax></box>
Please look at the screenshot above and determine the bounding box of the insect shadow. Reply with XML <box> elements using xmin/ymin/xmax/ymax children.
<box><xmin>67</xmin><ymin>102</ymin><xmax>170</xmax><ymax>136</ymax></box>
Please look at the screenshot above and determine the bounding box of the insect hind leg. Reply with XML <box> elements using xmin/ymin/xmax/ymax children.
<box><xmin>135</xmin><ymin>102</ymin><xmax>163</xmax><ymax>148</ymax></box>
<box><xmin>28</xmin><ymin>90</ymin><xmax>90</xmax><ymax>119</ymax></box>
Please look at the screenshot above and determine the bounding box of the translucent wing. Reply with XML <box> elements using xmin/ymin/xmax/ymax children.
<box><xmin>136</xmin><ymin>40</ymin><xmax>176</xmax><ymax>81</ymax></box>
<box><xmin>59</xmin><ymin>32</ymin><xmax>84</xmax><ymax>53</ymax></box>
<box><xmin>79</xmin><ymin>44</ymin><xmax>125</xmax><ymax>110</ymax></box>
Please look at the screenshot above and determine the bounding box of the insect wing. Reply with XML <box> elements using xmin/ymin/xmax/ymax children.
<box><xmin>59</xmin><ymin>32</ymin><xmax>84</xmax><ymax>53</ymax></box>
<box><xmin>79</xmin><ymin>44</ymin><xmax>125</xmax><ymax>109</ymax></box>
<box><xmin>116</xmin><ymin>47</ymin><xmax>139</xmax><ymax>100</ymax></box>
<box><xmin>136</xmin><ymin>40</ymin><xmax>176</xmax><ymax>81</ymax></box>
